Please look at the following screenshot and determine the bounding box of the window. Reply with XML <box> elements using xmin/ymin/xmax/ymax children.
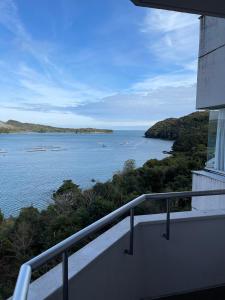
<box><xmin>206</xmin><ymin>109</ymin><xmax>225</xmax><ymax>173</ymax></box>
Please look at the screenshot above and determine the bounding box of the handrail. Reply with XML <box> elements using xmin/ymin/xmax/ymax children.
<box><xmin>12</xmin><ymin>189</ymin><xmax>225</xmax><ymax>300</ymax></box>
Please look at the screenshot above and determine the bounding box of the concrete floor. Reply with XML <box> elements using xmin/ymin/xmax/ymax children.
<box><xmin>151</xmin><ymin>286</ymin><xmax>225</xmax><ymax>300</ymax></box>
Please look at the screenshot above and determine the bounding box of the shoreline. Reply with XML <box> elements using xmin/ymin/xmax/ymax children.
<box><xmin>0</xmin><ymin>130</ymin><xmax>113</xmax><ymax>135</ymax></box>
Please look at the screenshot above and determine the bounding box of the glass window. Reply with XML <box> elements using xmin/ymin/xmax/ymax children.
<box><xmin>206</xmin><ymin>109</ymin><xmax>225</xmax><ymax>172</ymax></box>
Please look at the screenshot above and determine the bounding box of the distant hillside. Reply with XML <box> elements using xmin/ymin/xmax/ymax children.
<box><xmin>0</xmin><ymin>120</ymin><xmax>113</xmax><ymax>134</ymax></box>
<box><xmin>145</xmin><ymin>111</ymin><xmax>209</xmax><ymax>152</ymax></box>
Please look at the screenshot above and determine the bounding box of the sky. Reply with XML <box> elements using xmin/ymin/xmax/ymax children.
<box><xmin>0</xmin><ymin>0</ymin><xmax>200</xmax><ymax>130</ymax></box>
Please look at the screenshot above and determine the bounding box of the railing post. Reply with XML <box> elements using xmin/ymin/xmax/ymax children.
<box><xmin>163</xmin><ymin>199</ymin><xmax>170</xmax><ymax>240</ymax></box>
<box><xmin>62</xmin><ymin>250</ymin><xmax>69</xmax><ymax>300</ymax></box>
<box><xmin>125</xmin><ymin>208</ymin><xmax>134</xmax><ymax>255</ymax></box>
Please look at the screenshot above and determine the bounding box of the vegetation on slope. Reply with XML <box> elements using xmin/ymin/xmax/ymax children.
<box><xmin>0</xmin><ymin>111</ymin><xmax>208</xmax><ymax>299</ymax></box>
<box><xmin>0</xmin><ymin>120</ymin><xmax>113</xmax><ymax>134</ymax></box>
<box><xmin>145</xmin><ymin>111</ymin><xmax>209</xmax><ymax>152</ymax></box>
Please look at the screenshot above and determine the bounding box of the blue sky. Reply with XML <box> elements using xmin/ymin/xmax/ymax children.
<box><xmin>0</xmin><ymin>0</ymin><xmax>199</xmax><ymax>129</ymax></box>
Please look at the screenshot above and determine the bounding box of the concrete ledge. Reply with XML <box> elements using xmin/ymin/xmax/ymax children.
<box><xmin>192</xmin><ymin>170</ymin><xmax>225</xmax><ymax>183</ymax></box>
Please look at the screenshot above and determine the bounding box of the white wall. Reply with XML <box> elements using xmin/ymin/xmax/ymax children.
<box><xmin>199</xmin><ymin>17</ymin><xmax>225</xmax><ymax>57</ymax></box>
<box><xmin>197</xmin><ymin>16</ymin><xmax>225</xmax><ymax>109</ymax></box>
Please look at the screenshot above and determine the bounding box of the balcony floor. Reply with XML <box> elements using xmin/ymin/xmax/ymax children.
<box><xmin>154</xmin><ymin>286</ymin><xmax>225</xmax><ymax>300</ymax></box>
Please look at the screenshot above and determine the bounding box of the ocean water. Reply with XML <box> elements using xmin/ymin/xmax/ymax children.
<box><xmin>0</xmin><ymin>131</ymin><xmax>173</xmax><ymax>217</ymax></box>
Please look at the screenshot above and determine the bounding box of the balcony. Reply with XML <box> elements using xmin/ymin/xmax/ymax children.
<box><xmin>131</xmin><ymin>0</ymin><xmax>225</xmax><ymax>18</ymax></box>
<box><xmin>11</xmin><ymin>190</ymin><xmax>225</xmax><ymax>300</ymax></box>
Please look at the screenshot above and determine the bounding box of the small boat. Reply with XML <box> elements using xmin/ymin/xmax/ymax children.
<box><xmin>50</xmin><ymin>148</ymin><xmax>65</xmax><ymax>152</ymax></box>
<box><xmin>27</xmin><ymin>147</ymin><xmax>47</xmax><ymax>152</ymax></box>
<box><xmin>0</xmin><ymin>149</ymin><xmax>7</xmax><ymax>154</ymax></box>
<box><xmin>120</xmin><ymin>141</ymin><xmax>129</xmax><ymax>145</ymax></box>
<box><xmin>163</xmin><ymin>150</ymin><xmax>173</xmax><ymax>155</ymax></box>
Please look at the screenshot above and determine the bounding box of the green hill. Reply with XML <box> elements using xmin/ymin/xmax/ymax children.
<box><xmin>145</xmin><ymin>111</ymin><xmax>209</xmax><ymax>152</ymax></box>
<box><xmin>0</xmin><ymin>120</ymin><xmax>113</xmax><ymax>134</ymax></box>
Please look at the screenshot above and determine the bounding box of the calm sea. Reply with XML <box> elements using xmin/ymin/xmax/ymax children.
<box><xmin>0</xmin><ymin>131</ymin><xmax>173</xmax><ymax>217</ymax></box>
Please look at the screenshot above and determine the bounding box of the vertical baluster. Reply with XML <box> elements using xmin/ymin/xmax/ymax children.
<box><xmin>62</xmin><ymin>250</ymin><xmax>69</xmax><ymax>300</ymax></box>
<box><xmin>163</xmin><ymin>199</ymin><xmax>170</xmax><ymax>240</ymax></box>
<box><xmin>125</xmin><ymin>208</ymin><xmax>134</xmax><ymax>255</ymax></box>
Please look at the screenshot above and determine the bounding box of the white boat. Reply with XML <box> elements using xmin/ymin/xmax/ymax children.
<box><xmin>0</xmin><ymin>149</ymin><xmax>7</xmax><ymax>154</ymax></box>
<box><xmin>27</xmin><ymin>147</ymin><xmax>47</xmax><ymax>152</ymax></box>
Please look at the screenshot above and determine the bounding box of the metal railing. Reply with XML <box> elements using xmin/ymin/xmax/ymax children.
<box><xmin>12</xmin><ymin>189</ymin><xmax>225</xmax><ymax>300</ymax></box>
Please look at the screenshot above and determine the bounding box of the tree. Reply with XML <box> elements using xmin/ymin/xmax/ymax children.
<box><xmin>123</xmin><ymin>159</ymin><xmax>136</xmax><ymax>174</ymax></box>
<box><xmin>0</xmin><ymin>210</ymin><xmax>3</xmax><ymax>225</ymax></box>
<box><xmin>53</xmin><ymin>180</ymin><xmax>83</xmax><ymax>212</ymax></box>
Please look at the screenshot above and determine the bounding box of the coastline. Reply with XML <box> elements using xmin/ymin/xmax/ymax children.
<box><xmin>0</xmin><ymin>130</ymin><xmax>113</xmax><ymax>134</ymax></box>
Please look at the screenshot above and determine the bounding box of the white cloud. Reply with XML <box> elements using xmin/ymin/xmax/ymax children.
<box><xmin>141</xmin><ymin>9</ymin><xmax>199</xmax><ymax>69</ymax></box>
<box><xmin>74</xmin><ymin>80</ymin><xmax>196</xmax><ymax>125</ymax></box>
<box><xmin>16</xmin><ymin>64</ymin><xmax>110</xmax><ymax>107</ymax></box>
<box><xmin>132</xmin><ymin>72</ymin><xmax>196</xmax><ymax>93</ymax></box>
<box><xmin>142</xmin><ymin>9</ymin><xmax>198</xmax><ymax>33</ymax></box>
<box><xmin>0</xmin><ymin>106</ymin><xmax>94</xmax><ymax>128</ymax></box>
<box><xmin>0</xmin><ymin>0</ymin><xmax>53</xmax><ymax>67</ymax></box>
<box><xmin>0</xmin><ymin>0</ymin><xmax>112</xmax><ymax>114</ymax></box>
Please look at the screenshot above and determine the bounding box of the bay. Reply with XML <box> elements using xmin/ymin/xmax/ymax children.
<box><xmin>0</xmin><ymin>131</ymin><xmax>173</xmax><ymax>217</ymax></box>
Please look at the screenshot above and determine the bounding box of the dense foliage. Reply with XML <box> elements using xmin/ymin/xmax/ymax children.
<box><xmin>145</xmin><ymin>111</ymin><xmax>209</xmax><ymax>152</ymax></box>
<box><xmin>0</xmin><ymin>111</ymin><xmax>208</xmax><ymax>299</ymax></box>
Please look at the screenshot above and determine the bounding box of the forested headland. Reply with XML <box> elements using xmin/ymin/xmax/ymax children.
<box><xmin>0</xmin><ymin>120</ymin><xmax>113</xmax><ymax>134</ymax></box>
<box><xmin>0</xmin><ymin>111</ymin><xmax>208</xmax><ymax>299</ymax></box>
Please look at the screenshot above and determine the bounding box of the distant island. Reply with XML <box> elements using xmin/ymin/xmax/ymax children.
<box><xmin>0</xmin><ymin>120</ymin><xmax>113</xmax><ymax>134</ymax></box>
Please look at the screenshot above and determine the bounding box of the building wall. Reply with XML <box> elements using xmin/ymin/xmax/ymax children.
<box><xmin>197</xmin><ymin>16</ymin><xmax>225</xmax><ymax>109</ymax></box>
<box><xmin>192</xmin><ymin>170</ymin><xmax>225</xmax><ymax>210</ymax></box>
